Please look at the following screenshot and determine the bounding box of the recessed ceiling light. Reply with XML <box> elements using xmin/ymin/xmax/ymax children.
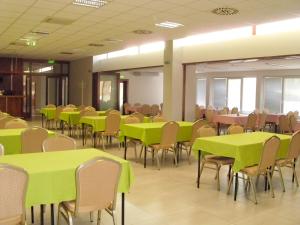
<box><xmin>102</xmin><ymin>38</ymin><xmax>123</xmax><ymax>43</ymax></box>
<box><xmin>285</xmin><ymin>55</ymin><xmax>300</xmax><ymax>60</ymax></box>
<box><xmin>155</xmin><ymin>21</ymin><xmax>184</xmax><ymax>29</ymax></box>
<box><xmin>229</xmin><ymin>60</ymin><xmax>243</xmax><ymax>64</ymax></box>
<box><xmin>73</xmin><ymin>0</ymin><xmax>107</xmax><ymax>8</ymax></box>
<box><xmin>132</xmin><ymin>29</ymin><xmax>153</xmax><ymax>34</ymax></box>
<box><xmin>60</xmin><ymin>52</ymin><xmax>73</xmax><ymax>55</ymax></box>
<box><xmin>244</xmin><ymin>59</ymin><xmax>259</xmax><ymax>63</ymax></box>
<box><xmin>212</xmin><ymin>7</ymin><xmax>239</xmax><ymax>16</ymax></box>
<box><xmin>88</xmin><ymin>43</ymin><xmax>104</xmax><ymax>47</ymax></box>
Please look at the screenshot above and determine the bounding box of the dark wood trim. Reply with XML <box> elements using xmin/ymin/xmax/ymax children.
<box><xmin>92</xmin><ymin>72</ymin><xmax>99</xmax><ymax>110</ymax></box>
<box><xmin>182</xmin><ymin>64</ymin><xmax>186</xmax><ymax>121</ymax></box>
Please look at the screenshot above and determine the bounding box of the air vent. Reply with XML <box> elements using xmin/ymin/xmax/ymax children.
<box><xmin>88</xmin><ymin>43</ymin><xmax>104</xmax><ymax>47</ymax></box>
<box><xmin>60</xmin><ymin>52</ymin><xmax>73</xmax><ymax>55</ymax></box>
<box><xmin>31</xmin><ymin>31</ymin><xmax>50</xmax><ymax>35</ymax></box>
<box><xmin>212</xmin><ymin>7</ymin><xmax>239</xmax><ymax>16</ymax></box>
<box><xmin>43</xmin><ymin>17</ymin><xmax>75</xmax><ymax>25</ymax></box>
<box><xmin>133</xmin><ymin>29</ymin><xmax>152</xmax><ymax>34</ymax></box>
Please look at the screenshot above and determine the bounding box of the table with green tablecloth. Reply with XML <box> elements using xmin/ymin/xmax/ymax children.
<box><xmin>40</xmin><ymin>108</ymin><xmax>56</xmax><ymax>127</ymax></box>
<box><xmin>0</xmin><ymin>148</ymin><xmax>134</xmax><ymax>225</ymax></box>
<box><xmin>79</xmin><ymin>115</ymin><xmax>151</xmax><ymax>146</ymax></box>
<box><xmin>0</xmin><ymin>128</ymin><xmax>55</xmax><ymax>155</ymax></box>
<box><xmin>192</xmin><ymin>132</ymin><xmax>291</xmax><ymax>200</ymax></box>
<box><xmin>123</xmin><ymin>121</ymin><xmax>193</xmax><ymax>167</ymax></box>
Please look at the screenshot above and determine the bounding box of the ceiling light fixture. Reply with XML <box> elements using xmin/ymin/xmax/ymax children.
<box><xmin>212</xmin><ymin>7</ymin><xmax>239</xmax><ymax>16</ymax></box>
<box><xmin>229</xmin><ymin>60</ymin><xmax>243</xmax><ymax>64</ymax></box>
<box><xmin>73</xmin><ymin>0</ymin><xmax>107</xmax><ymax>8</ymax></box>
<box><xmin>155</xmin><ymin>21</ymin><xmax>184</xmax><ymax>29</ymax></box>
<box><xmin>243</xmin><ymin>59</ymin><xmax>259</xmax><ymax>63</ymax></box>
<box><xmin>88</xmin><ymin>43</ymin><xmax>104</xmax><ymax>47</ymax></box>
<box><xmin>102</xmin><ymin>38</ymin><xmax>123</xmax><ymax>43</ymax></box>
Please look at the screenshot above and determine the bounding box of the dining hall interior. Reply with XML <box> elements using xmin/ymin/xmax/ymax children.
<box><xmin>1</xmin><ymin>0</ymin><xmax>300</xmax><ymax>225</ymax></box>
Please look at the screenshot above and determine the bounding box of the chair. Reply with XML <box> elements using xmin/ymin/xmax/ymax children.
<box><xmin>131</xmin><ymin>112</ymin><xmax>144</xmax><ymax>123</ymax></box>
<box><xmin>150</xmin><ymin>104</ymin><xmax>160</xmax><ymax>116</ymax></box>
<box><xmin>123</xmin><ymin>103</ymin><xmax>131</xmax><ymax>115</ymax></box>
<box><xmin>244</xmin><ymin>113</ymin><xmax>257</xmax><ymax>132</ymax></box>
<box><xmin>66</xmin><ymin>104</ymin><xmax>76</xmax><ymax>108</ymax></box>
<box><xmin>141</xmin><ymin>104</ymin><xmax>151</xmax><ymax>116</ymax></box>
<box><xmin>78</xmin><ymin>105</ymin><xmax>86</xmax><ymax>111</ymax></box>
<box><xmin>180</xmin><ymin>119</ymin><xmax>208</xmax><ymax>163</ymax></box>
<box><xmin>97</xmin><ymin>114</ymin><xmax>121</xmax><ymax>149</ymax></box>
<box><xmin>0</xmin><ymin>144</ymin><xmax>4</xmax><ymax>156</ymax></box>
<box><xmin>21</xmin><ymin>127</ymin><xmax>48</xmax><ymax>154</ymax></box>
<box><xmin>279</xmin><ymin>115</ymin><xmax>291</xmax><ymax>134</ymax></box>
<box><xmin>289</xmin><ymin>114</ymin><xmax>297</xmax><ymax>133</ymax></box>
<box><xmin>257</xmin><ymin>113</ymin><xmax>267</xmax><ymax>131</ymax></box>
<box><xmin>205</xmin><ymin>109</ymin><xmax>215</xmax><ymax>127</ymax></box>
<box><xmin>152</xmin><ymin>116</ymin><xmax>166</xmax><ymax>122</ymax></box>
<box><xmin>53</xmin><ymin>105</ymin><xmax>64</xmax><ymax>129</ymax></box>
<box><xmin>228</xmin><ymin>136</ymin><xmax>281</xmax><ymax>204</ymax></box>
<box><xmin>84</xmin><ymin>106</ymin><xmax>96</xmax><ymax>111</ymax></box>
<box><xmin>148</xmin><ymin>121</ymin><xmax>179</xmax><ymax>170</ymax></box>
<box><xmin>57</xmin><ymin>157</ymin><xmax>121</xmax><ymax>225</ymax></box>
<box><xmin>0</xmin><ymin>116</ymin><xmax>15</xmax><ymax>129</ymax></box>
<box><xmin>42</xmin><ymin>135</ymin><xmax>76</xmax><ymax>152</ymax></box>
<box><xmin>227</xmin><ymin>124</ymin><xmax>244</xmax><ymax>134</ymax></box>
<box><xmin>275</xmin><ymin>130</ymin><xmax>300</xmax><ymax>192</ymax></box>
<box><xmin>108</xmin><ymin>110</ymin><xmax>121</xmax><ymax>116</ymax></box>
<box><xmin>124</xmin><ymin>116</ymin><xmax>141</xmax><ymax>160</ymax></box>
<box><xmin>231</xmin><ymin>107</ymin><xmax>239</xmax><ymax>114</ymax></box>
<box><xmin>0</xmin><ymin>164</ymin><xmax>28</xmax><ymax>225</ymax></box>
<box><xmin>5</xmin><ymin>119</ymin><xmax>28</xmax><ymax>129</ymax></box>
<box><xmin>63</xmin><ymin>107</ymin><xmax>76</xmax><ymax>112</ymax></box>
<box><xmin>199</xmin><ymin>125</ymin><xmax>234</xmax><ymax>190</ymax></box>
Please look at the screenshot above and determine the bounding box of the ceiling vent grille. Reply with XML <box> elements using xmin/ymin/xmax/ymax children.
<box><xmin>212</xmin><ymin>7</ymin><xmax>239</xmax><ymax>16</ymax></box>
<box><xmin>43</xmin><ymin>17</ymin><xmax>75</xmax><ymax>25</ymax></box>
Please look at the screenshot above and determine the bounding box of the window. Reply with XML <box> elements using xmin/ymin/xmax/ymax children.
<box><xmin>227</xmin><ymin>79</ymin><xmax>241</xmax><ymax>110</ymax></box>
<box><xmin>242</xmin><ymin>77</ymin><xmax>257</xmax><ymax>113</ymax></box>
<box><xmin>264</xmin><ymin>77</ymin><xmax>283</xmax><ymax>113</ymax></box>
<box><xmin>283</xmin><ymin>78</ymin><xmax>300</xmax><ymax>113</ymax></box>
<box><xmin>213</xmin><ymin>78</ymin><xmax>227</xmax><ymax>109</ymax></box>
<box><xmin>196</xmin><ymin>79</ymin><xmax>206</xmax><ymax>106</ymax></box>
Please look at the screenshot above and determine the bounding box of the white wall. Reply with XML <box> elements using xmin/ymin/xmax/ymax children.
<box><xmin>121</xmin><ymin>71</ymin><xmax>163</xmax><ymax>105</ymax></box>
<box><xmin>69</xmin><ymin>57</ymin><xmax>93</xmax><ymax>106</ymax></box>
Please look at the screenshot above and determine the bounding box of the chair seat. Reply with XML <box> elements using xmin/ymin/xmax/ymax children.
<box><xmin>99</xmin><ymin>131</ymin><xmax>118</xmax><ymax>136</ymax></box>
<box><xmin>149</xmin><ymin>144</ymin><xmax>173</xmax><ymax>150</ymax></box>
<box><xmin>63</xmin><ymin>200</ymin><xmax>76</xmax><ymax>213</ymax></box>
<box><xmin>276</xmin><ymin>158</ymin><xmax>293</xmax><ymax>166</ymax></box>
<box><xmin>240</xmin><ymin>165</ymin><xmax>259</xmax><ymax>176</ymax></box>
<box><xmin>204</xmin><ymin>156</ymin><xmax>234</xmax><ymax>165</ymax></box>
<box><xmin>0</xmin><ymin>215</ymin><xmax>22</xmax><ymax>225</ymax></box>
<box><xmin>182</xmin><ymin>141</ymin><xmax>192</xmax><ymax>148</ymax></box>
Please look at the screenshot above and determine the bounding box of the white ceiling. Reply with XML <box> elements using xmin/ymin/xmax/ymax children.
<box><xmin>1</xmin><ymin>0</ymin><xmax>300</xmax><ymax>61</ymax></box>
<box><xmin>196</xmin><ymin>56</ymin><xmax>300</xmax><ymax>73</ymax></box>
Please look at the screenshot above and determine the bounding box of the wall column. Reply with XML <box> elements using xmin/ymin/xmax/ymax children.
<box><xmin>163</xmin><ymin>40</ymin><xmax>183</xmax><ymax>120</ymax></box>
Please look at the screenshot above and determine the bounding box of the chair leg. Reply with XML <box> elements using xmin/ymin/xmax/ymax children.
<box><xmin>227</xmin><ymin>171</ymin><xmax>234</xmax><ymax>194</ymax></box>
<box><xmin>199</xmin><ymin>161</ymin><xmax>205</xmax><ymax>178</ymax></box>
<box><xmin>134</xmin><ymin>144</ymin><xmax>138</xmax><ymax>162</ymax></box>
<box><xmin>139</xmin><ymin>145</ymin><xmax>144</xmax><ymax>158</ymax></box>
<box><xmin>155</xmin><ymin>150</ymin><xmax>161</xmax><ymax>170</ymax></box>
<box><xmin>277</xmin><ymin>166</ymin><xmax>286</xmax><ymax>192</ymax></box>
<box><xmin>292</xmin><ymin>163</ymin><xmax>299</xmax><ymax>187</ymax></box>
<box><xmin>173</xmin><ymin>148</ymin><xmax>178</xmax><ymax>167</ymax></box>
<box><xmin>187</xmin><ymin>147</ymin><xmax>191</xmax><ymax>164</ymax></box>
<box><xmin>267</xmin><ymin>171</ymin><xmax>275</xmax><ymax>198</ymax></box>
<box><xmin>216</xmin><ymin>165</ymin><xmax>221</xmax><ymax>191</ymax></box>
<box><xmin>101</xmin><ymin>136</ymin><xmax>105</xmax><ymax>150</ymax></box>
<box><xmin>90</xmin><ymin>212</ymin><xmax>94</xmax><ymax>222</ymax></box>
<box><xmin>249</xmin><ymin>177</ymin><xmax>258</xmax><ymax>204</ymax></box>
<box><xmin>97</xmin><ymin>210</ymin><xmax>102</xmax><ymax>225</ymax></box>
<box><xmin>111</xmin><ymin>210</ymin><xmax>116</xmax><ymax>225</ymax></box>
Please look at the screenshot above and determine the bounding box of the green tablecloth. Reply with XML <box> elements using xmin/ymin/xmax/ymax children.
<box><xmin>0</xmin><ymin>128</ymin><xmax>54</xmax><ymax>155</ymax></box>
<box><xmin>123</xmin><ymin>121</ymin><xmax>193</xmax><ymax>146</ymax></box>
<box><xmin>80</xmin><ymin>115</ymin><xmax>151</xmax><ymax>132</ymax></box>
<box><xmin>40</xmin><ymin>108</ymin><xmax>56</xmax><ymax>120</ymax></box>
<box><xmin>60</xmin><ymin>111</ymin><xmax>107</xmax><ymax>125</ymax></box>
<box><xmin>0</xmin><ymin>149</ymin><xmax>134</xmax><ymax>207</ymax></box>
<box><xmin>192</xmin><ymin>132</ymin><xmax>291</xmax><ymax>172</ymax></box>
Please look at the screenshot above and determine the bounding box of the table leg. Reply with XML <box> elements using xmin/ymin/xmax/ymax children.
<box><xmin>51</xmin><ymin>204</ymin><xmax>54</xmax><ymax>225</ymax></box>
<box><xmin>121</xmin><ymin>193</ymin><xmax>125</xmax><ymax>225</ymax></box>
<box><xmin>82</xmin><ymin>123</ymin><xmax>85</xmax><ymax>146</ymax></box>
<box><xmin>197</xmin><ymin>150</ymin><xmax>201</xmax><ymax>188</ymax></box>
<box><xmin>40</xmin><ymin>205</ymin><xmax>44</xmax><ymax>225</ymax></box>
<box><xmin>42</xmin><ymin>114</ymin><xmax>44</xmax><ymax>128</ymax></box>
<box><xmin>61</xmin><ymin>121</ymin><xmax>64</xmax><ymax>134</ymax></box>
<box><xmin>275</xmin><ymin>124</ymin><xmax>278</xmax><ymax>133</ymax></box>
<box><xmin>144</xmin><ymin>146</ymin><xmax>147</xmax><ymax>168</ymax></box>
<box><xmin>124</xmin><ymin>136</ymin><xmax>127</xmax><ymax>159</ymax></box>
<box><xmin>93</xmin><ymin>133</ymin><xmax>96</xmax><ymax>148</ymax></box>
<box><xmin>68</xmin><ymin>118</ymin><xmax>71</xmax><ymax>137</ymax></box>
<box><xmin>234</xmin><ymin>173</ymin><xmax>238</xmax><ymax>201</ymax></box>
<box><xmin>217</xmin><ymin>122</ymin><xmax>220</xmax><ymax>136</ymax></box>
<box><xmin>292</xmin><ymin>158</ymin><xmax>296</xmax><ymax>182</ymax></box>
<box><xmin>31</xmin><ymin>206</ymin><xmax>34</xmax><ymax>223</ymax></box>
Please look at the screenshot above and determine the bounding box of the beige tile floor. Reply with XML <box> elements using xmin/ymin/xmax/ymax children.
<box><xmin>27</xmin><ymin>119</ymin><xmax>300</xmax><ymax>225</ymax></box>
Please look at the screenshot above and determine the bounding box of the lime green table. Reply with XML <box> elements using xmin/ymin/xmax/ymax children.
<box><xmin>40</xmin><ymin>108</ymin><xmax>56</xmax><ymax>127</ymax></box>
<box><xmin>0</xmin><ymin>149</ymin><xmax>133</xmax><ymax>225</ymax></box>
<box><xmin>79</xmin><ymin>115</ymin><xmax>151</xmax><ymax>146</ymax></box>
<box><xmin>123</xmin><ymin>121</ymin><xmax>193</xmax><ymax>168</ymax></box>
<box><xmin>192</xmin><ymin>132</ymin><xmax>291</xmax><ymax>200</ymax></box>
<box><xmin>0</xmin><ymin>128</ymin><xmax>55</xmax><ymax>155</ymax></box>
